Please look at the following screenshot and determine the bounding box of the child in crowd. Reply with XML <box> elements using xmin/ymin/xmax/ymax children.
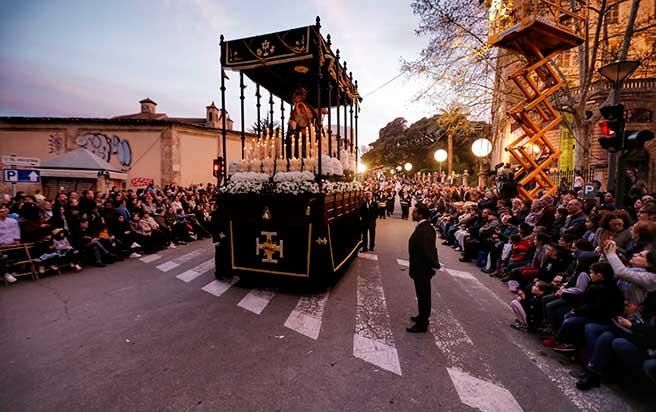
<box><xmin>511</xmin><ymin>280</ymin><xmax>556</xmax><ymax>332</ymax></box>
<box><xmin>35</xmin><ymin>228</ymin><xmax>82</xmax><ymax>273</ymax></box>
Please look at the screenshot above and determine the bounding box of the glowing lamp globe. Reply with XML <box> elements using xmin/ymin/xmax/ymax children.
<box><xmin>404</xmin><ymin>162</ymin><xmax>413</xmax><ymax>172</ymax></box>
<box><xmin>471</xmin><ymin>138</ymin><xmax>492</xmax><ymax>158</ymax></box>
<box><xmin>434</xmin><ymin>149</ymin><xmax>448</xmax><ymax>162</ymax></box>
<box><xmin>357</xmin><ymin>162</ymin><xmax>367</xmax><ymax>174</ymax></box>
<box><xmin>396</xmin><ymin>165</ymin><xmax>402</xmax><ymax>171</ymax></box>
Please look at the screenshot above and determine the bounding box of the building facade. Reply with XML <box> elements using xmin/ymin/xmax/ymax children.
<box><xmin>489</xmin><ymin>1</ymin><xmax>656</xmax><ymax>191</ymax></box>
<box><xmin>0</xmin><ymin>98</ymin><xmax>254</xmax><ymax>195</ymax></box>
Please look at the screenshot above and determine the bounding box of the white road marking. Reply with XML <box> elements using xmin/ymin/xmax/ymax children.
<box><xmin>156</xmin><ymin>247</ymin><xmax>210</xmax><ymax>272</ymax></box>
<box><xmin>139</xmin><ymin>254</ymin><xmax>162</xmax><ymax>263</ymax></box>
<box><xmin>442</xmin><ymin>265</ymin><xmax>629</xmax><ymax>410</ymax></box>
<box><xmin>353</xmin><ymin>266</ymin><xmax>402</xmax><ymax>376</ymax></box>
<box><xmin>396</xmin><ymin>258</ymin><xmax>409</xmax><ymax>267</ymax></box>
<box><xmin>358</xmin><ymin>252</ymin><xmax>378</xmax><ymax>261</ymax></box>
<box><xmin>238</xmin><ymin>289</ymin><xmax>275</xmax><ymax>315</ymax></box>
<box><xmin>284</xmin><ymin>291</ymin><xmax>330</xmax><ymax>340</ymax></box>
<box><xmin>443</xmin><ymin>267</ymin><xmax>509</xmax><ymax>308</ymax></box>
<box><xmin>176</xmin><ymin>259</ymin><xmax>214</xmax><ymax>283</ymax></box>
<box><xmin>447</xmin><ymin>368</ymin><xmax>524</xmax><ymax>412</ymax></box>
<box><xmin>201</xmin><ymin>277</ymin><xmax>239</xmax><ymax>297</ymax></box>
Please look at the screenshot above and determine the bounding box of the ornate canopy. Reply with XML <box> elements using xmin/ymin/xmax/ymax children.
<box><xmin>220</xmin><ymin>23</ymin><xmax>359</xmax><ymax>107</ymax></box>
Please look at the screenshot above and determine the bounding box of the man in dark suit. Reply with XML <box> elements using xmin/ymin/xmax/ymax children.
<box><xmin>407</xmin><ymin>204</ymin><xmax>440</xmax><ymax>333</ymax></box>
<box><xmin>359</xmin><ymin>191</ymin><xmax>377</xmax><ymax>252</ymax></box>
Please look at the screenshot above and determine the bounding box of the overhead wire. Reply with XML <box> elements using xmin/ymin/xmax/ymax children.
<box><xmin>361</xmin><ymin>72</ymin><xmax>407</xmax><ymax>98</ymax></box>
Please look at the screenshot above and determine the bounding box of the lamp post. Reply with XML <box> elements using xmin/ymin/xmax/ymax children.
<box><xmin>598</xmin><ymin>60</ymin><xmax>641</xmax><ymax>207</ymax></box>
<box><xmin>434</xmin><ymin>149</ymin><xmax>447</xmax><ymax>174</ymax></box>
<box><xmin>472</xmin><ymin>138</ymin><xmax>492</xmax><ymax>188</ymax></box>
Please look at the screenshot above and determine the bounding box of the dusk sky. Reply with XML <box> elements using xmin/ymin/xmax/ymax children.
<box><xmin>0</xmin><ymin>0</ymin><xmax>443</xmax><ymax>146</ymax></box>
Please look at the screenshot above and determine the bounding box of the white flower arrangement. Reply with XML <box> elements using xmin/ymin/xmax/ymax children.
<box><xmin>316</xmin><ymin>154</ymin><xmax>344</xmax><ymax>176</ymax></box>
<box><xmin>273</xmin><ymin>171</ymin><xmax>314</xmax><ymax>183</ymax></box>
<box><xmin>321</xmin><ymin>181</ymin><xmax>362</xmax><ymax>193</ymax></box>
<box><xmin>230</xmin><ymin>172</ymin><xmax>270</xmax><ymax>183</ymax></box>
<box><xmin>223</xmin><ymin>170</ymin><xmax>360</xmax><ymax>195</ymax></box>
<box><xmin>273</xmin><ymin>180</ymin><xmax>320</xmax><ymax>195</ymax></box>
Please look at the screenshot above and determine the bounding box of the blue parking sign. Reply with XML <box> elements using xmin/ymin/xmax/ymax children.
<box><xmin>3</xmin><ymin>169</ymin><xmax>41</xmax><ymax>183</ymax></box>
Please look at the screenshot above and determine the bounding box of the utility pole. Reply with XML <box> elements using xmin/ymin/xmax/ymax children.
<box><xmin>447</xmin><ymin>132</ymin><xmax>453</xmax><ymax>175</ymax></box>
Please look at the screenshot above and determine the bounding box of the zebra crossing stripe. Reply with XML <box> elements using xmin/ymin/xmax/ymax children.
<box><xmin>156</xmin><ymin>247</ymin><xmax>210</xmax><ymax>272</ymax></box>
<box><xmin>176</xmin><ymin>259</ymin><xmax>214</xmax><ymax>283</ymax></box>
<box><xmin>396</xmin><ymin>258</ymin><xmax>409</xmax><ymax>267</ymax></box>
<box><xmin>201</xmin><ymin>277</ymin><xmax>239</xmax><ymax>297</ymax></box>
<box><xmin>358</xmin><ymin>252</ymin><xmax>378</xmax><ymax>261</ymax></box>
<box><xmin>353</xmin><ymin>263</ymin><xmax>402</xmax><ymax>376</ymax></box>
<box><xmin>139</xmin><ymin>254</ymin><xmax>162</xmax><ymax>263</ymax></box>
<box><xmin>443</xmin><ymin>267</ymin><xmax>509</xmax><ymax>308</ymax></box>
<box><xmin>447</xmin><ymin>368</ymin><xmax>524</xmax><ymax>412</ymax></box>
<box><xmin>237</xmin><ymin>289</ymin><xmax>275</xmax><ymax>315</ymax></box>
<box><xmin>284</xmin><ymin>291</ymin><xmax>330</xmax><ymax>340</ymax></box>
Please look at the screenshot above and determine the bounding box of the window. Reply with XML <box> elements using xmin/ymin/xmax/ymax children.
<box><xmin>607</xmin><ymin>4</ymin><xmax>619</xmax><ymax>24</ymax></box>
<box><xmin>209</xmin><ymin>112</ymin><xmax>213</xmax><ymax>121</ymax></box>
<box><xmin>627</xmin><ymin>108</ymin><xmax>653</xmax><ymax>123</ymax></box>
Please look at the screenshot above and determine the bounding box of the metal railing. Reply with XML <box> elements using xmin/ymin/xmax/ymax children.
<box><xmin>489</xmin><ymin>0</ymin><xmax>586</xmax><ymax>45</ymax></box>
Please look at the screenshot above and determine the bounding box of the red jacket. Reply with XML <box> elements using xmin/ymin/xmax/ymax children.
<box><xmin>510</xmin><ymin>238</ymin><xmax>534</xmax><ymax>262</ymax></box>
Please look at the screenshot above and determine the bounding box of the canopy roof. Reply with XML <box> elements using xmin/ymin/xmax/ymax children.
<box><xmin>40</xmin><ymin>148</ymin><xmax>121</xmax><ymax>172</ymax></box>
<box><xmin>221</xmin><ymin>21</ymin><xmax>360</xmax><ymax>107</ymax></box>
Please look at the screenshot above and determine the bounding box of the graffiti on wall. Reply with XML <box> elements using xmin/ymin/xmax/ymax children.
<box><xmin>48</xmin><ymin>134</ymin><xmax>64</xmax><ymax>155</ymax></box>
<box><xmin>75</xmin><ymin>133</ymin><xmax>133</xmax><ymax>170</ymax></box>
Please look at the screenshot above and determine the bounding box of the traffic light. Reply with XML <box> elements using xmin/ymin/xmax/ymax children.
<box><xmin>212</xmin><ymin>157</ymin><xmax>222</xmax><ymax>178</ymax></box>
<box><xmin>598</xmin><ymin>104</ymin><xmax>625</xmax><ymax>152</ymax></box>
<box><xmin>624</xmin><ymin>129</ymin><xmax>655</xmax><ymax>149</ymax></box>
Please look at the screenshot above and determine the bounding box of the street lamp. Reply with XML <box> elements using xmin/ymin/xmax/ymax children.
<box><xmin>597</xmin><ymin>60</ymin><xmax>641</xmax><ymax>207</ymax></box>
<box><xmin>396</xmin><ymin>165</ymin><xmax>402</xmax><ymax>172</ymax></box>
<box><xmin>472</xmin><ymin>138</ymin><xmax>492</xmax><ymax>188</ymax></box>
<box><xmin>404</xmin><ymin>162</ymin><xmax>413</xmax><ymax>172</ymax></box>
<box><xmin>357</xmin><ymin>162</ymin><xmax>367</xmax><ymax>174</ymax></box>
<box><xmin>434</xmin><ymin>149</ymin><xmax>447</xmax><ymax>173</ymax></box>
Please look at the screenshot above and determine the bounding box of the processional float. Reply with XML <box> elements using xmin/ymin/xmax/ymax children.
<box><xmin>214</xmin><ymin>18</ymin><xmax>363</xmax><ymax>282</ymax></box>
<box><xmin>488</xmin><ymin>0</ymin><xmax>587</xmax><ymax>199</ymax></box>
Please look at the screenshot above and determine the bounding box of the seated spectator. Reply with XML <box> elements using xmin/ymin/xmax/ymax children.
<box><xmin>35</xmin><ymin>228</ymin><xmax>82</xmax><ymax>273</ymax></box>
<box><xmin>577</xmin><ymin>292</ymin><xmax>656</xmax><ymax>390</ymax></box>
<box><xmin>511</xmin><ymin>280</ymin><xmax>556</xmax><ymax>332</ymax></box>
<box><xmin>551</xmin><ymin>262</ymin><xmax>624</xmax><ymax>353</ymax></box>
<box><xmin>71</xmin><ymin>218</ymin><xmax>113</xmax><ymax>267</ymax></box>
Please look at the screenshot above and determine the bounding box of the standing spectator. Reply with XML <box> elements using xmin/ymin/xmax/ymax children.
<box><xmin>359</xmin><ymin>191</ymin><xmax>377</xmax><ymax>252</ymax></box>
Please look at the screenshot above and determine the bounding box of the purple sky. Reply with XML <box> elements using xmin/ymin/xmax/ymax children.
<box><xmin>0</xmin><ymin>0</ymin><xmax>448</xmax><ymax>146</ymax></box>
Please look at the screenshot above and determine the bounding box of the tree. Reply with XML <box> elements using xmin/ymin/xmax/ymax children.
<box><xmin>250</xmin><ymin>119</ymin><xmax>281</xmax><ymax>135</ymax></box>
<box><xmin>361</xmin><ymin>111</ymin><xmax>488</xmax><ymax>172</ymax></box>
<box><xmin>405</xmin><ymin>0</ymin><xmax>656</xmax><ymax>169</ymax></box>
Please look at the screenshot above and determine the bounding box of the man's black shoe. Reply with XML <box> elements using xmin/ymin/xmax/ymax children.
<box><xmin>406</xmin><ymin>324</ymin><xmax>428</xmax><ymax>333</ymax></box>
<box><xmin>410</xmin><ymin>315</ymin><xmax>420</xmax><ymax>322</ymax></box>
<box><xmin>361</xmin><ymin>248</ymin><xmax>369</xmax><ymax>252</ymax></box>
<box><xmin>459</xmin><ymin>257</ymin><xmax>470</xmax><ymax>262</ymax></box>
<box><xmin>441</xmin><ymin>240</ymin><xmax>451</xmax><ymax>245</ymax></box>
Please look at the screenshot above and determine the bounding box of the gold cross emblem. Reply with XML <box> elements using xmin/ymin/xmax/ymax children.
<box><xmin>256</xmin><ymin>231</ymin><xmax>284</xmax><ymax>264</ymax></box>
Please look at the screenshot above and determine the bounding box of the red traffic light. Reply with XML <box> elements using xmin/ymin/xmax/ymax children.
<box><xmin>212</xmin><ymin>158</ymin><xmax>222</xmax><ymax>177</ymax></box>
<box><xmin>598</xmin><ymin>119</ymin><xmax>611</xmax><ymax>137</ymax></box>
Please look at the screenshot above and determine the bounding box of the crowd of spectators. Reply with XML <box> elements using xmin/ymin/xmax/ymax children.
<box><xmin>363</xmin><ymin>174</ymin><xmax>656</xmax><ymax>392</ymax></box>
<box><xmin>1</xmin><ymin>183</ymin><xmax>218</xmax><ymax>283</ymax></box>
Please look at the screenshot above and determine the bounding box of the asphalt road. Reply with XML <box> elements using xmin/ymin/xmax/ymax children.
<box><xmin>1</xmin><ymin>217</ymin><xmax>653</xmax><ymax>412</ymax></box>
